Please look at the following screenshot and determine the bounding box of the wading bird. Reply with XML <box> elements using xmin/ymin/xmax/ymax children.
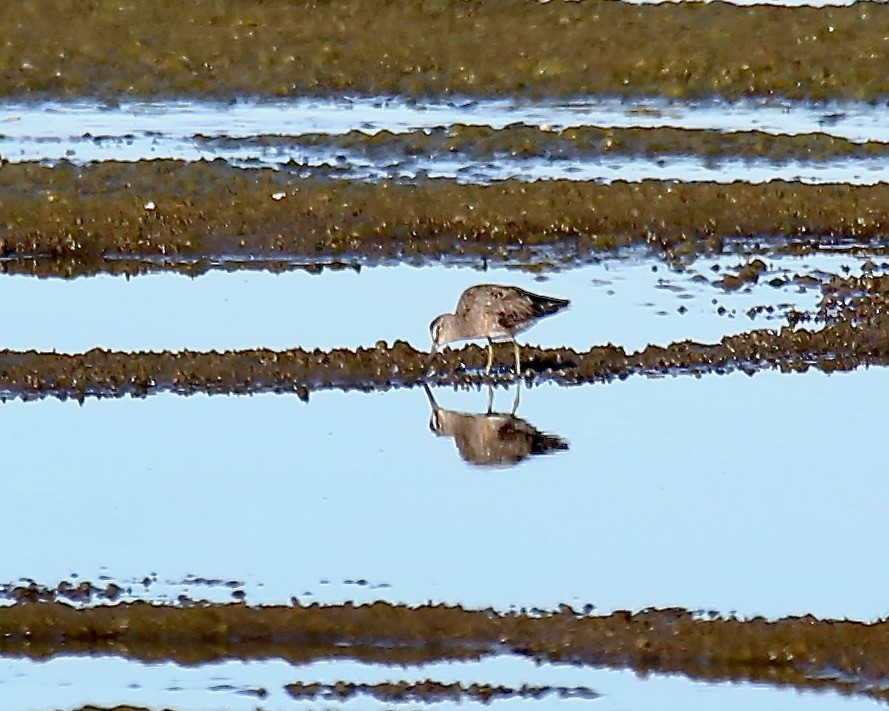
<box><xmin>429</xmin><ymin>284</ymin><xmax>570</xmax><ymax>374</ymax></box>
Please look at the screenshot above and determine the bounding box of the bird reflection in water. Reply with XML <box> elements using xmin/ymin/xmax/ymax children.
<box><xmin>422</xmin><ymin>382</ymin><xmax>568</xmax><ymax>468</ymax></box>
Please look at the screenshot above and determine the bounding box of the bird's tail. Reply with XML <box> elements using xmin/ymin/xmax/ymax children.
<box><xmin>535</xmin><ymin>296</ymin><xmax>570</xmax><ymax>317</ymax></box>
<box><xmin>532</xmin><ymin>432</ymin><xmax>570</xmax><ymax>455</ymax></box>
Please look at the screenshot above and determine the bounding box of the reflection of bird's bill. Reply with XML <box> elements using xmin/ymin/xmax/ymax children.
<box><xmin>421</xmin><ymin>381</ymin><xmax>439</xmax><ymax>409</ymax></box>
<box><xmin>422</xmin><ymin>382</ymin><xmax>445</xmax><ymax>436</ymax></box>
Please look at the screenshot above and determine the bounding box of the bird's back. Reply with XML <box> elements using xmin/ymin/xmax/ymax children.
<box><xmin>455</xmin><ymin>284</ymin><xmax>567</xmax><ymax>335</ymax></box>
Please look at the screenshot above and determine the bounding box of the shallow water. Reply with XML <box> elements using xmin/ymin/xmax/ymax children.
<box><xmin>2</xmin><ymin>654</ymin><xmax>883</xmax><ymax>711</ymax></box>
<box><xmin>3</xmin><ymin>67</ymin><xmax>888</xmax><ymax>711</ymax></box>
<box><xmin>11</xmin><ymin>136</ymin><xmax>889</xmax><ymax>184</ymax></box>
<box><xmin>6</xmin><ymin>97</ymin><xmax>889</xmax><ymax>140</ymax></box>
<box><xmin>0</xmin><ymin>252</ymin><xmax>868</xmax><ymax>354</ymax></box>
<box><xmin>3</xmin><ymin>366</ymin><xmax>888</xmax><ymax>620</ymax></box>
<box><xmin>5</xmin><ymin>98</ymin><xmax>889</xmax><ymax>184</ymax></box>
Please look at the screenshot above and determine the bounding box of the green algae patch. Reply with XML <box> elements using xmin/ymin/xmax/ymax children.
<box><xmin>2</xmin><ymin>161</ymin><xmax>889</xmax><ymax>274</ymax></box>
<box><xmin>1</xmin><ymin>0</ymin><xmax>889</xmax><ymax>100</ymax></box>
<box><xmin>3</xmin><ymin>600</ymin><xmax>889</xmax><ymax>702</ymax></box>
<box><xmin>202</xmin><ymin>125</ymin><xmax>889</xmax><ymax>164</ymax></box>
<box><xmin>0</xmin><ymin>315</ymin><xmax>887</xmax><ymax>401</ymax></box>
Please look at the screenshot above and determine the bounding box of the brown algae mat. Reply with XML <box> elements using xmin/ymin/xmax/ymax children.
<box><xmin>200</xmin><ymin>125</ymin><xmax>889</xmax><ymax>164</ymax></box>
<box><xmin>2</xmin><ymin>162</ymin><xmax>889</xmax><ymax>271</ymax></box>
<box><xmin>2</xmin><ymin>0</ymin><xmax>889</xmax><ymax>99</ymax></box>
<box><xmin>819</xmin><ymin>272</ymin><xmax>889</xmax><ymax>325</ymax></box>
<box><xmin>1</xmin><ymin>317</ymin><xmax>888</xmax><ymax>401</ymax></box>
<box><xmin>3</xmin><ymin>599</ymin><xmax>889</xmax><ymax>702</ymax></box>
<box><xmin>285</xmin><ymin>681</ymin><xmax>598</xmax><ymax>703</ymax></box>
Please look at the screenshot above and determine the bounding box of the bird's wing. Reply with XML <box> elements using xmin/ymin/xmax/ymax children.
<box><xmin>455</xmin><ymin>285</ymin><xmax>540</xmax><ymax>332</ymax></box>
<box><xmin>493</xmin><ymin>292</ymin><xmax>538</xmax><ymax>331</ymax></box>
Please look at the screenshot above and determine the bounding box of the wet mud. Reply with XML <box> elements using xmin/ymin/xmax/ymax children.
<box><xmin>0</xmin><ymin>314</ymin><xmax>885</xmax><ymax>401</ymax></box>
<box><xmin>3</xmin><ymin>599</ymin><xmax>889</xmax><ymax>703</ymax></box>
<box><xmin>819</xmin><ymin>272</ymin><xmax>889</xmax><ymax>325</ymax></box>
<box><xmin>3</xmin><ymin>162</ymin><xmax>889</xmax><ymax>275</ymax></box>
<box><xmin>285</xmin><ymin>680</ymin><xmax>599</xmax><ymax>703</ymax></box>
<box><xmin>200</xmin><ymin>124</ymin><xmax>889</xmax><ymax>164</ymax></box>
<box><xmin>2</xmin><ymin>0</ymin><xmax>888</xmax><ymax>100</ymax></box>
<box><xmin>5</xmin><ymin>3</ymin><xmax>889</xmax><ymax>709</ymax></box>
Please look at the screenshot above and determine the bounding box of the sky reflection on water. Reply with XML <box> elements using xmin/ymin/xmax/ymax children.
<box><xmin>0</xmin><ymin>252</ymin><xmax>868</xmax><ymax>355</ymax></box>
<box><xmin>2</xmin><ymin>367</ymin><xmax>886</xmax><ymax>621</ymax></box>
<box><xmin>1</xmin><ymin>653</ymin><xmax>883</xmax><ymax>711</ymax></box>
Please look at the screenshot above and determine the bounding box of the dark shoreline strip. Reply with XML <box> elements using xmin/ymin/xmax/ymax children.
<box><xmin>1</xmin><ymin>601</ymin><xmax>888</xmax><ymax>702</ymax></box>
<box><xmin>2</xmin><ymin>162</ymin><xmax>889</xmax><ymax>269</ymax></box>
<box><xmin>0</xmin><ymin>319</ymin><xmax>886</xmax><ymax>401</ymax></box>
<box><xmin>2</xmin><ymin>0</ymin><xmax>889</xmax><ymax>99</ymax></box>
<box><xmin>285</xmin><ymin>681</ymin><xmax>599</xmax><ymax>703</ymax></box>
<box><xmin>198</xmin><ymin>125</ymin><xmax>889</xmax><ymax>163</ymax></box>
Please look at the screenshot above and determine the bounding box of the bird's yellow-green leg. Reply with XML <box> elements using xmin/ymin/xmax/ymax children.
<box><xmin>485</xmin><ymin>338</ymin><xmax>494</xmax><ymax>374</ymax></box>
<box><xmin>513</xmin><ymin>339</ymin><xmax>521</xmax><ymax>375</ymax></box>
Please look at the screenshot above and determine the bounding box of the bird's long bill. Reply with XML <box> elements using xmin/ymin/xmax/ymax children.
<box><xmin>426</xmin><ymin>343</ymin><xmax>439</xmax><ymax>374</ymax></box>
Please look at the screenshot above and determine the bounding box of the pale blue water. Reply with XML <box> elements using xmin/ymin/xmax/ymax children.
<box><xmin>4</xmin><ymin>97</ymin><xmax>889</xmax><ymax>183</ymax></box>
<box><xmin>2</xmin><ymin>367</ymin><xmax>886</xmax><ymax>621</ymax></box>
<box><xmin>2</xmin><ymin>92</ymin><xmax>886</xmax><ymax>710</ymax></box>
<box><xmin>0</xmin><ymin>253</ymin><xmax>865</xmax><ymax>354</ymax></box>
<box><xmin>5</xmin><ymin>97</ymin><xmax>888</xmax><ymax>141</ymax></box>
<box><xmin>0</xmin><ymin>654</ymin><xmax>883</xmax><ymax>711</ymax></box>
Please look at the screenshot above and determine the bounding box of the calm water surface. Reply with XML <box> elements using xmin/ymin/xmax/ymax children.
<box><xmin>2</xmin><ymin>367</ymin><xmax>886</xmax><ymax>620</ymax></box>
<box><xmin>2</xmin><ymin>86</ymin><xmax>886</xmax><ymax>710</ymax></box>
<box><xmin>0</xmin><ymin>253</ymin><xmax>868</xmax><ymax>354</ymax></box>
<box><xmin>0</xmin><ymin>654</ymin><xmax>883</xmax><ymax>711</ymax></box>
<box><xmin>5</xmin><ymin>97</ymin><xmax>889</xmax><ymax>140</ymax></box>
<box><xmin>4</xmin><ymin>97</ymin><xmax>889</xmax><ymax>184</ymax></box>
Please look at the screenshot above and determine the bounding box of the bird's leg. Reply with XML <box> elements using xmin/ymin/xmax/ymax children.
<box><xmin>486</xmin><ymin>382</ymin><xmax>494</xmax><ymax>414</ymax></box>
<box><xmin>485</xmin><ymin>337</ymin><xmax>494</xmax><ymax>374</ymax></box>
<box><xmin>511</xmin><ymin>377</ymin><xmax>521</xmax><ymax>415</ymax></box>
<box><xmin>513</xmin><ymin>339</ymin><xmax>522</xmax><ymax>376</ymax></box>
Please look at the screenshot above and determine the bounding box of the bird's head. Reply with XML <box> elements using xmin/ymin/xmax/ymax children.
<box><xmin>429</xmin><ymin>313</ymin><xmax>459</xmax><ymax>354</ymax></box>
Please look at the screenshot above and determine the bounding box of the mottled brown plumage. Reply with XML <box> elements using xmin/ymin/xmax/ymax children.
<box><xmin>429</xmin><ymin>284</ymin><xmax>570</xmax><ymax>374</ymax></box>
<box><xmin>423</xmin><ymin>383</ymin><xmax>568</xmax><ymax>467</ymax></box>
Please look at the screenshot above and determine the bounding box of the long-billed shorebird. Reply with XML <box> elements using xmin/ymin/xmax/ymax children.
<box><xmin>430</xmin><ymin>284</ymin><xmax>570</xmax><ymax>374</ymax></box>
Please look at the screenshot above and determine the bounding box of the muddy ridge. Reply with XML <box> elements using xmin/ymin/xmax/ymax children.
<box><xmin>285</xmin><ymin>680</ymin><xmax>599</xmax><ymax>703</ymax></box>
<box><xmin>2</xmin><ymin>162</ymin><xmax>889</xmax><ymax>272</ymax></box>
<box><xmin>200</xmin><ymin>125</ymin><xmax>889</xmax><ymax>163</ymax></box>
<box><xmin>2</xmin><ymin>600</ymin><xmax>889</xmax><ymax>702</ymax></box>
<box><xmin>819</xmin><ymin>272</ymin><xmax>889</xmax><ymax>325</ymax></box>
<box><xmin>1</xmin><ymin>0</ymin><xmax>888</xmax><ymax>99</ymax></box>
<box><xmin>0</xmin><ymin>316</ymin><xmax>887</xmax><ymax>401</ymax></box>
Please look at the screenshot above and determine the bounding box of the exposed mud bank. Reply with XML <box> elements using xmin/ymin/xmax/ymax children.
<box><xmin>1</xmin><ymin>0</ymin><xmax>887</xmax><ymax>99</ymax></box>
<box><xmin>2</xmin><ymin>162</ymin><xmax>888</xmax><ymax>273</ymax></box>
<box><xmin>201</xmin><ymin>125</ymin><xmax>889</xmax><ymax>163</ymax></box>
<box><xmin>0</xmin><ymin>318</ymin><xmax>886</xmax><ymax>401</ymax></box>
<box><xmin>819</xmin><ymin>272</ymin><xmax>889</xmax><ymax>325</ymax></box>
<box><xmin>285</xmin><ymin>680</ymin><xmax>599</xmax><ymax>703</ymax></box>
<box><xmin>2</xmin><ymin>600</ymin><xmax>889</xmax><ymax>702</ymax></box>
